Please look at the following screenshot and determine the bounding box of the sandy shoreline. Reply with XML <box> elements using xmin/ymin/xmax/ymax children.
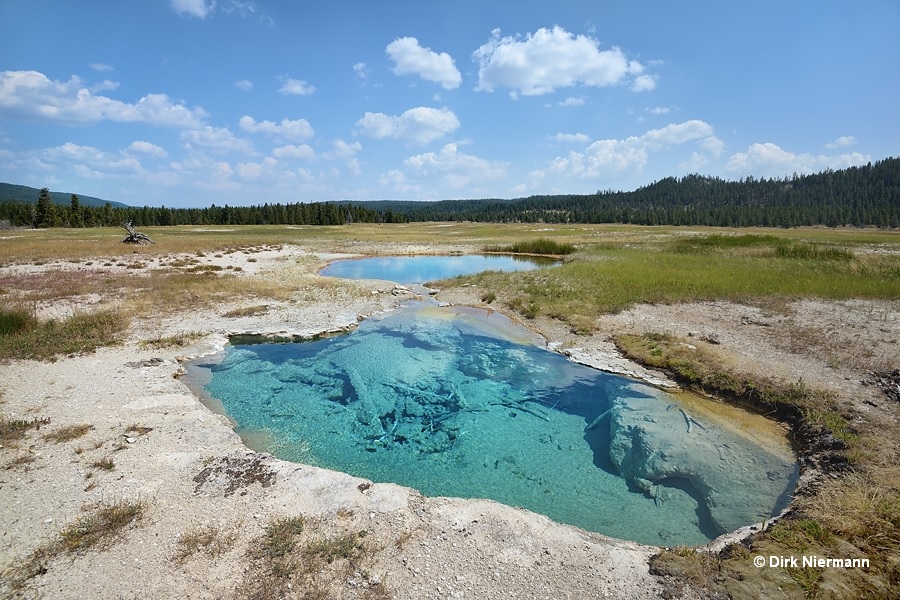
<box><xmin>2</xmin><ymin>243</ymin><xmax>897</xmax><ymax>599</ymax></box>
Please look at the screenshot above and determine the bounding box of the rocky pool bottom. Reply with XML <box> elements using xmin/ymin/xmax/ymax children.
<box><xmin>185</xmin><ymin>304</ymin><xmax>798</xmax><ymax>547</ymax></box>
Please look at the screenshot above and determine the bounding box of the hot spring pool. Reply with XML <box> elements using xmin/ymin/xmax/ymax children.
<box><xmin>318</xmin><ymin>254</ymin><xmax>557</xmax><ymax>283</ymax></box>
<box><xmin>186</xmin><ymin>304</ymin><xmax>797</xmax><ymax>546</ymax></box>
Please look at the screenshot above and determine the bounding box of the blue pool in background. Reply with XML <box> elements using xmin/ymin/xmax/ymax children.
<box><xmin>319</xmin><ymin>254</ymin><xmax>557</xmax><ymax>283</ymax></box>
<box><xmin>187</xmin><ymin>304</ymin><xmax>798</xmax><ymax>546</ymax></box>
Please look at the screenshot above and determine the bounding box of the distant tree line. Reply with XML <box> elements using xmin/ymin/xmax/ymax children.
<box><xmin>1</xmin><ymin>157</ymin><xmax>897</xmax><ymax>229</ymax></box>
<box><xmin>0</xmin><ymin>188</ymin><xmax>404</xmax><ymax>228</ymax></box>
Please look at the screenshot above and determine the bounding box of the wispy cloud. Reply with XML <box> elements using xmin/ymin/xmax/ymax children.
<box><xmin>180</xmin><ymin>126</ymin><xmax>255</xmax><ymax>155</ymax></box>
<box><xmin>353</xmin><ymin>62</ymin><xmax>370</xmax><ymax>81</ymax></box>
<box><xmin>272</xmin><ymin>144</ymin><xmax>315</xmax><ymax>160</ymax></box>
<box><xmin>234</xmin><ymin>79</ymin><xmax>253</xmax><ymax>91</ymax></box>
<box><xmin>558</xmin><ymin>97</ymin><xmax>585</xmax><ymax>107</ymax></box>
<box><xmin>536</xmin><ymin>120</ymin><xmax>723</xmax><ymax>181</ymax></box>
<box><xmin>169</xmin><ymin>0</ymin><xmax>212</xmax><ymax>19</ymax></box>
<box><xmin>553</xmin><ymin>133</ymin><xmax>590</xmax><ymax>143</ymax></box>
<box><xmin>825</xmin><ymin>135</ymin><xmax>857</xmax><ymax>149</ymax></box>
<box><xmin>277</xmin><ymin>76</ymin><xmax>316</xmax><ymax>96</ymax></box>
<box><xmin>239</xmin><ymin>115</ymin><xmax>314</xmax><ymax>142</ymax></box>
<box><xmin>324</xmin><ymin>140</ymin><xmax>362</xmax><ymax>176</ymax></box>
<box><xmin>126</xmin><ymin>140</ymin><xmax>168</xmax><ymax>158</ymax></box>
<box><xmin>399</xmin><ymin>143</ymin><xmax>509</xmax><ymax>192</ymax></box>
<box><xmin>169</xmin><ymin>0</ymin><xmax>272</xmax><ymax>24</ymax></box>
<box><xmin>42</xmin><ymin>142</ymin><xmax>143</xmax><ymax>179</ymax></box>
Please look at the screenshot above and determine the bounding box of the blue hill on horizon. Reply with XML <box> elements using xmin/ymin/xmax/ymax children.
<box><xmin>0</xmin><ymin>182</ymin><xmax>131</xmax><ymax>209</ymax></box>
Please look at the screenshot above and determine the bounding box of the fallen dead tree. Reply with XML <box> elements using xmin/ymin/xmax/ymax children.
<box><xmin>122</xmin><ymin>221</ymin><xmax>154</xmax><ymax>244</ymax></box>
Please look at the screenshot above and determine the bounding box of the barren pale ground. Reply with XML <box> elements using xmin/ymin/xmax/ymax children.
<box><xmin>1</xmin><ymin>227</ymin><xmax>897</xmax><ymax>599</ymax></box>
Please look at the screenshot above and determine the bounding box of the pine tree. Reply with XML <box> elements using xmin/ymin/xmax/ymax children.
<box><xmin>34</xmin><ymin>188</ymin><xmax>56</xmax><ymax>228</ymax></box>
<box><xmin>70</xmin><ymin>194</ymin><xmax>83</xmax><ymax>227</ymax></box>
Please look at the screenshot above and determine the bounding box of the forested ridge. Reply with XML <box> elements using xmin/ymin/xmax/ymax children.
<box><xmin>2</xmin><ymin>157</ymin><xmax>898</xmax><ymax>228</ymax></box>
<box><xmin>389</xmin><ymin>157</ymin><xmax>900</xmax><ymax>227</ymax></box>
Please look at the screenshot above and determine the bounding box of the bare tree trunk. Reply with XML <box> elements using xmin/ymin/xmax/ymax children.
<box><xmin>122</xmin><ymin>221</ymin><xmax>154</xmax><ymax>244</ymax></box>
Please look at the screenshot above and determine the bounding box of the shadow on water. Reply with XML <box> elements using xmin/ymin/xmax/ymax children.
<box><xmin>654</xmin><ymin>476</ymin><xmax>724</xmax><ymax>540</ymax></box>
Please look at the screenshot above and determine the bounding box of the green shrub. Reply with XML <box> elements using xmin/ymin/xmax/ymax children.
<box><xmin>774</xmin><ymin>241</ymin><xmax>854</xmax><ymax>261</ymax></box>
<box><xmin>484</xmin><ymin>238</ymin><xmax>576</xmax><ymax>256</ymax></box>
<box><xmin>0</xmin><ymin>306</ymin><xmax>38</xmax><ymax>337</ymax></box>
<box><xmin>0</xmin><ymin>415</ymin><xmax>50</xmax><ymax>443</ymax></box>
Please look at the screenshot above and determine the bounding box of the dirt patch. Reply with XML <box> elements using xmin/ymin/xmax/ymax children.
<box><xmin>193</xmin><ymin>452</ymin><xmax>278</xmax><ymax>498</ymax></box>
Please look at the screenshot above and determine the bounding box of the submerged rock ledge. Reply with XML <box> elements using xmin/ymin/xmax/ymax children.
<box><xmin>185</xmin><ymin>301</ymin><xmax>798</xmax><ymax>547</ymax></box>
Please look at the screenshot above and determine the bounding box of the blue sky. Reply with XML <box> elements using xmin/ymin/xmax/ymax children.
<box><xmin>1</xmin><ymin>1</ymin><xmax>898</xmax><ymax>208</ymax></box>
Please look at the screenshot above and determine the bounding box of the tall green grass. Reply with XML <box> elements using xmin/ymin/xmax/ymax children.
<box><xmin>454</xmin><ymin>234</ymin><xmax>899</xmax><ymax>325</ymax></box>
<box><xmin>0</xmin><ymin>306</ymin><xmax>37</xmax><ymax>336</ymax></box>
<box><xmin>483</xmin><ymin>238</ymin><xmax>577</xmax><ymax>256</ymax></box>
<box><xmin>0</xmin><ymin>307</ymin><xmax>128</xmax><ymax>361</ymax></box>
<box><xmin>672</xmin><ymin>234</ymin><xmax>855</xmax><ymax>261</ymax></box>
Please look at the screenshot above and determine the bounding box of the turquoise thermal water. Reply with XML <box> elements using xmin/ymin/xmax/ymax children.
<box><xmin>191</xmin><ymin>305</ymin><xmax>797</xmax><ymax>546</ymax></box>
<box><xmin>318</xmin><ymin>254</ymin><xmax>556</xmax><ymax>283</ymax></box>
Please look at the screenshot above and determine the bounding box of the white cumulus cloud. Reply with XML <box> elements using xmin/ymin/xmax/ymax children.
<box><xmin>0</xmin><ymin>70</ymin><xmax>208</xmax><ymax>128</ymax></box>
<box><xmin>726</xmin><ymin>143</ymin><xmax>870</xmax><ymax>177</ymax></box>
<box><xmin>473</xmin><ymin>26</ymin><xmax>653</xmax><ymax>96</ymax></box>
<box><xmin>356</xmin><ymin>107</ymin><xmax>460</xmax><ymax>146</ymax></box>
<box><xmin>386</xmin><ymin>37</ymin><xmax>462</xmax><ymax>90</ymax></box>
<box><xmin>235</xmin><ymin>79</ymin><xmax>253</xmax><ymax>91</ymax></box>
<box><xmin>239</xmin><ymin>115</ymin><xmax>314</xmax><ymax>142</ymax></box>
<box><xmin>631</xmin><ymin>74</ymin><xmax>657</xmax><ymax>92</ymax></box>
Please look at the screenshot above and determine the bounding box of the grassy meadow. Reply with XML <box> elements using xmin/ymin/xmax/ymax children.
<box><xmin>1</xmin><ymin>222</ymin><xmax>897</xmax><ymax>357</ymax></box>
